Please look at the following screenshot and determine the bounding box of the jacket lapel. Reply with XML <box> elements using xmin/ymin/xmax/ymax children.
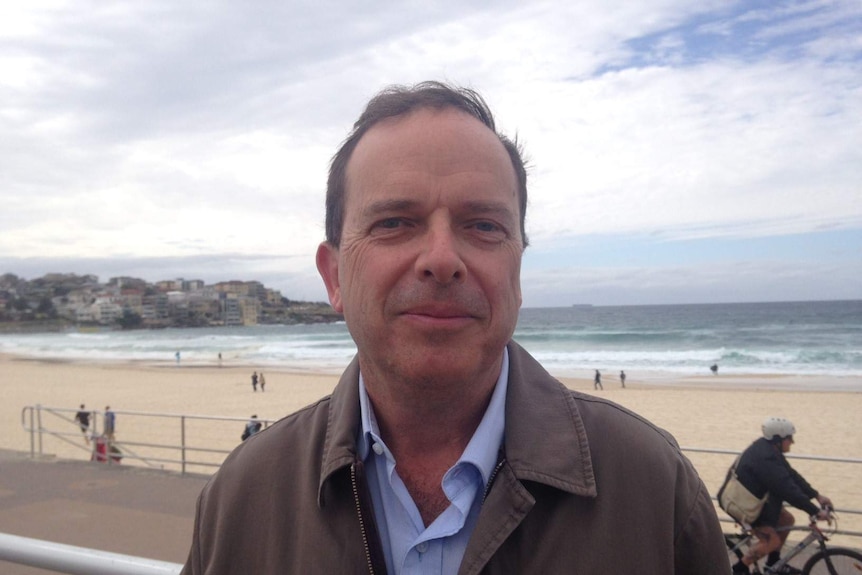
<box><xmin>504</xmin><ymin>341</ymin><xmax>597</xmax><ymax>497</ymax></box>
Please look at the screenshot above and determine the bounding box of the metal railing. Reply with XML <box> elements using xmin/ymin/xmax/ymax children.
<box><xmin>11</xmin><ymin>405</ymin><xmax>862</xmax><ymax>575</ymax></box>
<box><xmin>21</xmin><ymin>404</ymin><xmax>273</xmax><ymax>474</ymax></box>
<box><xmin>0</xmin><ymin>533</ymin><xmax>181</xmax><ymax>575</ymax></box>
<box><xmin>680</xmin><ymin>445</ymin><xmax>862</xmax><ymax>540</ymax></box>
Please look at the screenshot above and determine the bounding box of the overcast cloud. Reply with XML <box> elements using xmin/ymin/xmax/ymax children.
<box><xmin>1</xmin><ymin>0</ymin><xmax>860</xmax><ymax>306</ymax></box>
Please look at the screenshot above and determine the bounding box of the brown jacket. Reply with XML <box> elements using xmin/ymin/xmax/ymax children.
<box><xmin>182</xmin><ymin>342</ymin><xmax>728</xmax><ymax>574</ymax></box>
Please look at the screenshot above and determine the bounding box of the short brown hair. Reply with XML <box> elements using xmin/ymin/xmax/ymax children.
<box><xmin>325</xmin><ymin>81</ymin><xmax>528</xmax><ymax>247</ymax></box>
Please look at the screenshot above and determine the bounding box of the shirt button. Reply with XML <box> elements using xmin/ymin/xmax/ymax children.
<box><xmin>416</xmin><ymin>542</ymin><xmax>429</xmax><ymax>554</ymax></box>
<box><xmin>372</xmin><ymin>443</ymin><xmax>384</xmax><ymax>455</ymax></box>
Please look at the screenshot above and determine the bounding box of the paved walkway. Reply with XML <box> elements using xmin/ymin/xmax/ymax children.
<box><xmin>2</xmin><ymin>450</ymin><xmax>857</xmax><ymax>573</ymax></box>
<box><xmin>0</xmin><ymin>449</ymin><xmax>209</xmax><ymax>575</ymax></box>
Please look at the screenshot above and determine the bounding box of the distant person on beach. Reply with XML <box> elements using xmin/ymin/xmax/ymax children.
<box><xmin>594</xmin><ymin>369</ymin><xmax>603</xmax><ymax>390</ymax></box>
<box><xmin>724</xmin><ymin>417</ymin><xmax>833</xmax><ymax>574</ymax></box>
<box><xmin>710</xmin><ymin>363</ymin><xmax>718</xmax><ymax>375</ymax></box>
<box><xmin>74</xmin><ymin>404</ymin><xmax>91</xmax><ymax>443</ymax></box>
<box><xmin>218</xmin><ymin>352</ymin><xmax>222</xmax><ymax>367</ymax></box>
<box><xmin>259</xmin><ymin>372</ymin><xmax>266</xmax><ymax>392</ymax></box>
<box><xmin>241</xmin><ymin>415</ymin><xmax>262</xmax><ymax>441</ymax></box>
<box><xmin>176</xmin><ymin>351</ymin><xmax>181</xmax><ymax>365</ymax></box>
<box><xmin>620</xmin><ymin>370</ymin><xmax>626</xmax><ymax>388</ymax></box>
<box><xmin>251</xmin><ymin>371</ymin><xmax>258</xmax><ymax>392</ymax></box>
<box><xmin>181</xmin><ymin>82</ymin><xmax>726</xmax><ymax>573</ymax></box>
<box><xmin>103</xmin><ymin>406</ymin><xmax>116</xmax><ymax>440</ymax></box>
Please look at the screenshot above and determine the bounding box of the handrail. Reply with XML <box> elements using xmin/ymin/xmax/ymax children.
<box><xmin>17</xmin><ymin>405</ymin><xmax>862</xmax><ymax>535</ymax></box>
<box><xmin>681</xmin><ymin>446</ymin><xmax>862</xmax><ymax>465</ymax></box>
<box><xmin>0</xmin><ymin>532</ymin><xmax>181</xmax><ymax>575</ymax></box>
<box><xmin>680</xmin><ymin>446</ymin><xmax>862</xmax><ymax>540</ymax></box>
<box><xmin>8</xmin><ymin>407</ymin><xmax>862</xmax><ymax>573</ymax></box>
<box><xmin>20</xmin><ymin>405</ymin><xmax>273</xmax><ymax>474</ymax></box>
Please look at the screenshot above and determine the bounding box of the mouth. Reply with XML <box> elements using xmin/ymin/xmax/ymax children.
<box><xmin>399</xmin><ymin>304</ymin><xmax>478</xmax><ymax>324</ymax></box>
<box><xmin>403</xmin><ymin>308</ymin><xmax>473</xmax><ymax>319</ymax></box>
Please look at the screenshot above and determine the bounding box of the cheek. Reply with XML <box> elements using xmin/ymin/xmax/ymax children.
<box><xmin>339</xmin><ymin>249</ymin><xmax>395</xmax><ymax>308</ymax></box>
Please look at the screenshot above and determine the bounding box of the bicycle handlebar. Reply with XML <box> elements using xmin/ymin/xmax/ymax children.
<box><xmin>809</xmin><ymin>505</ymin><xmax>836</xmax><ymax>528</ymax></box>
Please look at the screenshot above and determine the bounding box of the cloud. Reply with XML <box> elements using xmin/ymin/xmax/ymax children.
<box><xmin>521</xmin><ymin>256</ymin><xmax>862</xmax><ymax>307</ymax></box>
<box><xmin>1</xmin><ymin>1</ymin><xmax>860</xmax><ymax>305</ymax></box>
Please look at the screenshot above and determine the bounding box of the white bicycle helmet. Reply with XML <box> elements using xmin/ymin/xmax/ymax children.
<box><xmin>762</xmin><ymin>417</ymin><xmax>796</xmax><ymax>440</ymax></box>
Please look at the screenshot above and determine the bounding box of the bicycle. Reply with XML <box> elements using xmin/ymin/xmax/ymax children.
<box><xmin>725</xmin><ymin>510</ymin><xmax>862</xmax><ymax>574</ymax></box>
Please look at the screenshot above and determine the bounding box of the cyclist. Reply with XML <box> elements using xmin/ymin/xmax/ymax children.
<box><xmin>730</xmin><ymin>417</ymin><xmax>833</xmax><ymax>574</ymax></box>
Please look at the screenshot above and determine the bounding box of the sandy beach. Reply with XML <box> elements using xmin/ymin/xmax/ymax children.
<box><xmin>3</xmin><ymin>353</ymin><xmax>861</xmax><ymax>547</ymax></box>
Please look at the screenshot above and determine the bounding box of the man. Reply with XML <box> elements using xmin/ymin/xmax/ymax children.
<box><xmin>241</xmin><ymin>415</ymin><xmax>261</xmax><ymax>442</ymax></box>
<box><xmin>74</xmin><ymin>404</ymin><xmax>90</xmax><ymax>444</ymax></box>
<box><xmin>729</xmin><ymin>417</ymin><xmax>832</xmax><ymax>574</ymax></box>
<box><xmin>103</xmin><ymin>405</ymin><xmax>116</xmax><ymax>441</ymax></box>
<box><xmin>182</xmin><ymin>82</ymin><xmax>726</xmax><ymax>574</ymax></box>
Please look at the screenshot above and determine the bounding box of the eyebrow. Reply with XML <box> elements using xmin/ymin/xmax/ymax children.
<box><xmin>362</xmin><ymin>198</ymin><xmax>516</xmax><ymax>219</ymax></box>
<box><xmin>362</xmin><ymin>199</ymin><xmax>419</xmax><ymax>218</ymax></box>
<box><xmin>460</xmin><ymin>199</ymin><xmax>517</xmax><ymax>219</ymax></box>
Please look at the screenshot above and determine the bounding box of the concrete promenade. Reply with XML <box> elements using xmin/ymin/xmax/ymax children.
<box><xmin>0</xmin><ymin>449</ymin><xmax>209</xmax><ymax>575</ymax></box>
<box><xmin>1</xmin><ymin>449</ymin><xmax>857</xmax><ymax>573</ymax></box>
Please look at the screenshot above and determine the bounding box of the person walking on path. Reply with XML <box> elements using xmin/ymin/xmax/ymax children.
<box><xmin>74</xmin><ymin>404</ymin><xmax>91</xmax><ymax>444</ymax></box>
<box><xmin>103</xmin><ymin>406</ymin><xmax>116</xmax><ymax>441</ymax></box>
<box><xmin>594</xmin><ymin>369</ymin><xmax>603</xmax><ymax>390</ymax></box>
<box><xmin>251</xmin><ymin>371</ymin><xmax>258</xmax><ymax>392</ymax></box>
<box><xmin>620</xmin><ymin>370</ymin><xmax>626</xmax><ymax>388</ymax></box>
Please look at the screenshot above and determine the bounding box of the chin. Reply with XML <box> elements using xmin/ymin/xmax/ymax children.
<box><xmin>398</xmin><ymin>346</ymin><xmax>499</xmax><ymax>382</ymax></box>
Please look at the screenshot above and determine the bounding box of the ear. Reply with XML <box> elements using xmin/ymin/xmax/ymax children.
<box><xmin>316</xmin><ymin>242</ymin><xmax>344</xmax><ymax>313</ymax></box>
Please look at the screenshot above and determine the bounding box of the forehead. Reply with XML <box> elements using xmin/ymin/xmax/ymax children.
<box><xmin>343</xmin><ymin>107</ymin><xmax>518</xmax><ymax>210</ymax></box>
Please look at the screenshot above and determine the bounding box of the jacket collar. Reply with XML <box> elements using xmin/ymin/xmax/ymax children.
<box><xmin>318</xmin><ymin>342</ymin><xmax>597</xmax><ymax>504</ymax></box>
<box><xmin>503</xmin><ymin>341</ymin><xmax>597</xmax><ymax>497</ymax></box>
<box><xmin>319</xmin><ymin>355</ymin><xmax>363</xmax><ymax>505</ymax></box>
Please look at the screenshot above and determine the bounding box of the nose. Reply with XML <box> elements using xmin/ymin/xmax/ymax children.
<box><xmin>415</xmin><ymin>219</ymin><xmax>466</xmax><ymax>285</ymax></box>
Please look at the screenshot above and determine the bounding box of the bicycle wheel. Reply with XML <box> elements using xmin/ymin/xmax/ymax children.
<box><xmin>802</xmin><ymin>548</ymin><xmax>862</xmax><ymax>574</ymax></box>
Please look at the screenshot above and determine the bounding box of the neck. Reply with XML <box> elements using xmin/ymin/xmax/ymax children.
<box><xmin>362</xmin><ymin>348</ymin><xmax>504</xmax><ymax>454</ymax></box>
<box><xmin>363</xmin><ymin>367</ymin><xmax>500</xmax><ymax>527</ymax></box>
<box><xmin>367</xmin><ymin>375</ymin><xmax>496</xmax><ymax>459</ymax></box>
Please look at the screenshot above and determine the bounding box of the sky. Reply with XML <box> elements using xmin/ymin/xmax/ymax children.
<box><xmin>1</xmin><ymin>0</ymin><xmax>860</xmax><ymax>307</ymax></box>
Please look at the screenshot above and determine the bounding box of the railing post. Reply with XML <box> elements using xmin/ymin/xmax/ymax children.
<box><xmin>28</xmin><ymin>407</ymin><xmax>35</xmax><ymax>458</ymax></box>
<box><xmin>36</xmin><ymin>404</ymin><xmax>43</xmax><ymax>456</ymax></box>
<box><xmin>180</xmin><ymin>415</ymin><xmax>186</xmax><ymax>475</ymax></box>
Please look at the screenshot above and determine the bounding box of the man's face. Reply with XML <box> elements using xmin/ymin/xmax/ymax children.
<box><xmin>317</xmin><ymin>107</ymin><xmax>523</xmax><ymax>389</ymax></box>
<box><xmin>781</xmin><ymin>436</ymin><xmax>794</xmax><ymax>453</ymax></box>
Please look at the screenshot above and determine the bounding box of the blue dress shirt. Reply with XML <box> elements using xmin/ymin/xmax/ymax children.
<box><xmin>357</xmin><ymin>349</ymin><xmax>509</xmax><ymax>575</ymax></box>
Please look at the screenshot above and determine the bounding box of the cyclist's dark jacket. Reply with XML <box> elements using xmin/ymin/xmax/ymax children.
<box><xmin>183</xmin><ymin>342</ymin><xmax>727</xmax><ymax>574</ymax></box>
<box><xmin>736</xmin><ymin>437</ymin><xmax>820</xmax><ymax>518</ymax></box>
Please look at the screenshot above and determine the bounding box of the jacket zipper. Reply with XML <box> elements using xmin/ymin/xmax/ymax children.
<box><xmin>483</xmin><ymin>457</ymin><xmax>506</xmax><ymax>502</ymax></box>
<box><xmin>351</xmin><ymin>463</ymin><xmax>376</xmax><ymax>575</ymax></box>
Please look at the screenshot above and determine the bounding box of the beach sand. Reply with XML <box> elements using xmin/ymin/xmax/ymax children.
<box><xmin>3</xmin><ymin>354</ymin><xmax>861</xmax><ymax>547</ymax></box>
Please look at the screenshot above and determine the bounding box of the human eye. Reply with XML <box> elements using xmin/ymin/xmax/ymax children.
<box><xmin>369</xmin><ymin>216</ymin><xmax>415</xmax><ymax>238</ymax></box>
<box><xmin>473</xmin><ymin>221</ymin><xmax>500</xmax><ymax>233</ymax></box>
<box><xmin>375</xmin><ymin>217</ymin><xmax>404</xmax><ymax>230</ymax></box>
<box><xmin>466</xmin><ymin>219</ymin><xmax>508</xmax><ymax>242</ymax></box>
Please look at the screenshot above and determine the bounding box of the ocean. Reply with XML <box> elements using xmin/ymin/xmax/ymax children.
<box><xmin>1</xmin><ymin>300</ymin><xmax>860</xmax><ymax>385</ymax></box>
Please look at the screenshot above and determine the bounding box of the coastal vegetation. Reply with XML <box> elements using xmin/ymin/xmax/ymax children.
<box><xmin>0</xmin><ymin>272</ymin><xmax>341</xmax><ymax>332</ymax></box>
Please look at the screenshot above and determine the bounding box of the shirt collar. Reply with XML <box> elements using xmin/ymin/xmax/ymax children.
<box><xmin>358</xmin><ymin>348</ymin><xmax>509</xmax><ymax>486</ymax></box>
